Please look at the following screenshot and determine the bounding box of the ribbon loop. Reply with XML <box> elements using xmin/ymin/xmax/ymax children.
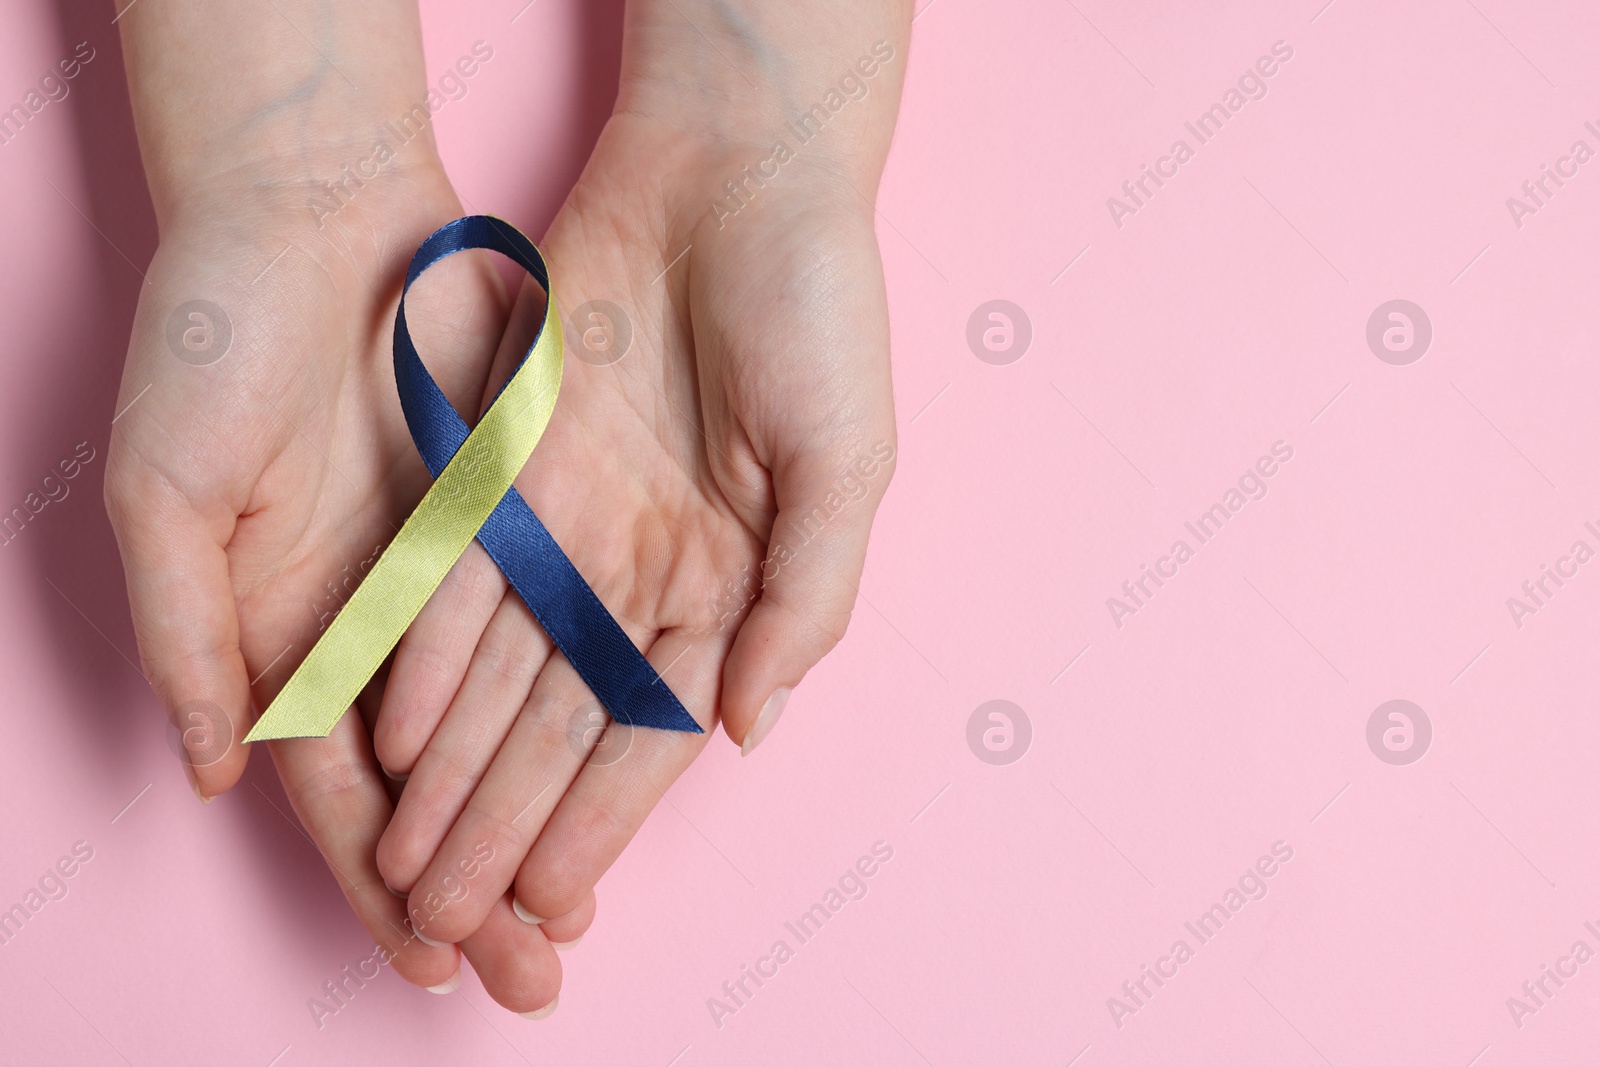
<box><xmin>246</xmin><ymin>216</ymin><xmax>699</xmax><ymax>742</ymax></box>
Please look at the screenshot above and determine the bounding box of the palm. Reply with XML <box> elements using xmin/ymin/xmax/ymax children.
<box><xmin>523</xmin><ymin>164</ymin><xmax>766</xmax><ymax>652</ymax></box>
<box><xmin>116</xmin><ymin>191</ymin><xmax>505</xmax><ymax>717</ymax></box>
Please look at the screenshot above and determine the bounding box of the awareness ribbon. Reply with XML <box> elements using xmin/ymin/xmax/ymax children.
<box><xmin>245</xmin><ymin>216</ymin><xmax>700</xmax><ymax>742</ymax></box>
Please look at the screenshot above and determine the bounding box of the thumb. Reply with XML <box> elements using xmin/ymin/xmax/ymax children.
<box><xmin>105</xmin><ymin>466</ymin><xmax>252</xmax><ymax>800</ymax></box>
<box><xmin>720</xmin><ymin>438</ymin><xmax>896</xmax><ymax>755</ymax></box>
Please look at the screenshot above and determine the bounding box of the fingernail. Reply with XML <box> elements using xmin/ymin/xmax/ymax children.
<box><xmin>512</xmin><ymin>899</ymin><xmax>546</xmax><ymax>925</ymax></box>
<box><xmin>383</xmin><ymin>880</ymin><xmax>407</xmax><ymax>899</ymax></box>
<box><xmin>425</xmin><ymin>970</ymin><xmax>461</xmax><ymax>995</ymax></box>
<box><xmin>550</xmin><ymin>935</ymin><xmax>583</xmax><ymax>952</ymax></box>
<box><xmin>191</xmin><ymin>779</ymin><xmax>213</xmax><ymax>806</ymax></box>
<box><xmin>415</xmin><ymin>930</ymin><xmax>451</xmax><ymax>948</ymax></box>
<box><xmin>520</xmin><ymin>995</ymin><xmax>558</xmax><ymax>1020</ymax></box>
<box><xmin>382</xmin><ymin>766</ymin><xmax>410</xmax><ymax>782</ymax></box>
<box><xmin>741</xmin><ymin>688</ymin><xmax>791</xmax><ymax>756</ymax></box>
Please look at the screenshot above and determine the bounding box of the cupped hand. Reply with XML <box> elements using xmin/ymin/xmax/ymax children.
<box><xmin>371</xmin><ymin>107</ymin><xmax>899</xmax><ymax>944</ymax></box>
<box><xmin>104</xmin><ymin>171</ymin><xmax>581</xmax><ymax>1013</ymax></box>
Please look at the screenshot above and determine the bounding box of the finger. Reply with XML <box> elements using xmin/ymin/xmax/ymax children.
<box><xmin>354</xmin><ymin>654</ymin><xmax>392</xmax><ymax>733</ymax></box>
<box><xmin>372</xmin><ymin>545</ymin><xmax>507</xmax><ymax>779</ymax></box>
<box><xmin>513</xmin><ymin>627</ymin><xmax>722</xmax><ymax>923</ymax></box>
<box><xmin>536</xmin><ymin>889</ymin><xmax>595</xmax><ymax>950</ymax></box>
<box><xmin>265</xmin><ymin>710</ymin><xmax>462</xmax><ymax>992</ymax></box>
<box><xmin>720</xmin><ymin>439</ymin><xmax>896</xmax><ymax>753</ymax></box>
<box><xmin>355</xmin><ymin>656</ymin><xmax>405</xmax><ymax>809</ymax></box>
<box><xmin>405</xmin><ymin>654</ymin><xmax>595</xmax><ymax>943</ymax></box>
<box><xmin>104</xmin><ymin>465</ymin><xmax>251</xmax><ymax>800</ymax></box>
<box><xmin>457</xmin><ymin>895</ymin><xmax>562</xmax><ymax>1017</ymax></box>
<box><xmin>377</xmin><ymin>591</ymin><xmax>553</xmax><ymax>891</ymax></box>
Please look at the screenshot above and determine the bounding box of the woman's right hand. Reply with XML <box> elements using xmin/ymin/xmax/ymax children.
<box><xmin>104</xmin><ymin>159</ymin><xmax>578</xmax><ymax>1013</ymax></box>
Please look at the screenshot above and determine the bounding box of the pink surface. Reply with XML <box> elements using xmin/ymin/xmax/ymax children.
<box><xmin>2</xmin><ymin>0</ymin><xmax>1598</xmax><ymax>1063</ymax></box>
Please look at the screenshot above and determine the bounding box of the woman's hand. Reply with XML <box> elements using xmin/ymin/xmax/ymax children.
<box><xmin>107</xmin><ymin>168</ymin><xmax>590</xmax><ymax>1011</ymax></box>
<box><xmin>370</xmin><ymin>0</ymin><xmax>909</xmax><ymax>944</ymax></box>
<box><xmin>109</xmin><ymin>0</ymin><xmax>581</xmax><ymax>1011</ymax></box>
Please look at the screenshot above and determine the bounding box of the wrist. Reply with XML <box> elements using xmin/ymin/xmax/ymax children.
<box><xmin>145</xmin><ymin>124</ymin><xmax>453</xmax><ymax>240</ymax></box>
<box><xmin>141</xmin><ymin>152</ymin><xmax>467</xmax><ymax>335</ymax></box>
<box><xmin>118</xmin><ymin>0</ymin><xmax>455</xmax><ymax>230</ymax></box>
<box><xmin>615</xmin><ymin>0</ymin><xmax>910</xmax><ymax>186</ymax></box>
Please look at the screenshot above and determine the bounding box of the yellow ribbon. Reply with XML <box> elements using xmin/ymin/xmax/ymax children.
<box><xmin>244</xmin><ymin>280</ymin><xmax>561</xmax><ymax>742</ymax></box>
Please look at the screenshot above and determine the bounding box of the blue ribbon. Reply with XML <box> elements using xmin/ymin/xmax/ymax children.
<box><xmin>394</xmin><ymin>216</ymin><xmax>700</xmax><ymax>734</ymax></box>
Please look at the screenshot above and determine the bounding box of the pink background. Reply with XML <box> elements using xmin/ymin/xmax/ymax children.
<box><xmin>2</xmin><ymin>0</ymin><xmax>1598</xmax><ymax>1063</ymax></box>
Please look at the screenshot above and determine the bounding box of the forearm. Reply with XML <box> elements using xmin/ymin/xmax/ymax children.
<box><xmin>118</xmin><ymin>0</ymin><xmax>436</xmax><ymax>226</ymax></box>
<box><xmin>617</xmin><ymin>0</ymin><xmax>913</xmax><ymax>186</ymax></box>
